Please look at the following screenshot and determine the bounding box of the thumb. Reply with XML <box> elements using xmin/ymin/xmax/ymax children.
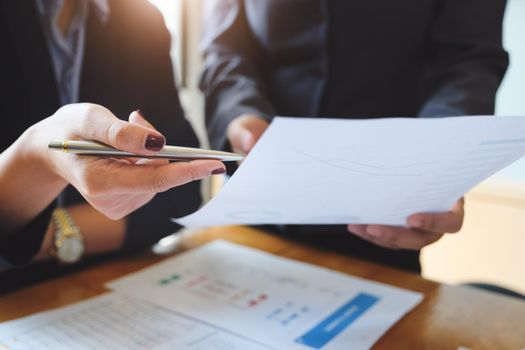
<box><xmin>81</xmin><ymin>105</ymin><xmax>166</xmax><ymax>155</ymax></box>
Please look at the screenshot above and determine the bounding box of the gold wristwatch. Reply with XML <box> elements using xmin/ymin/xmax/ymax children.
<box><xmin>50</xmin><ymin>208</ymin><xmax>85</xmax><ymax>264</ymax></box>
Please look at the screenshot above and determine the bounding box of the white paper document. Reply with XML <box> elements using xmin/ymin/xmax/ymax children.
<box><xmin>107</xmin><ymin>240</ymin><xmax>423</xmax><ymax>350</ymax></box>
<box><xmin>0</xmin><ymin>293</ymin><xmax>269</xmax><ymax>350</ymax></box>
<box><xmin>176</xmin><ymin>116</ymin><xmax>525</xmax><ymax>227</ymax></box>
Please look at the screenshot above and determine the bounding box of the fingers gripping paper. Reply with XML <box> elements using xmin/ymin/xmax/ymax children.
<box><xmin>176</xmin><ymin>116</ymin><xmax>525</xmax><ymax>227</ymax></box>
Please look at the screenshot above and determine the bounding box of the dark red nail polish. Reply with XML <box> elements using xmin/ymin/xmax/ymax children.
<box><xmin>145</xmin><ymin>134</ymin><xmax>165</xmax><ymax>151</ymax></box>
<box><xmin>211</xmin><ymin>168</ymin><xmax>226</xmax><ymax>175</ymax></box>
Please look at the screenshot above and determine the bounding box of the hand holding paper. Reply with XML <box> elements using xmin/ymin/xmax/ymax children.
<box><xmin>176</xmin><ymin>116</ymin><xmax>525</xmax><ymax>237</ymax></box>
<box><xmin>348</xmin><ymin>198</ymin><xmax>465</xmax><ymax>250</ymax></box>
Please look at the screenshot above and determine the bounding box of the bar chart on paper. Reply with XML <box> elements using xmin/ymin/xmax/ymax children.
<box><xmin>107</xmin><ymin>241</ymin><xmax>423</xmax><ymax>350</ymax></box>
<box><xmin>149</xmin><ymin>265</ymin><xmax>379</xmax><ymax>345</ymax></box>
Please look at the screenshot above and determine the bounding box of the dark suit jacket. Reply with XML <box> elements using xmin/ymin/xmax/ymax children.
<box><xmin>0</xmin><ymin>0</ymin><xmax>200</xmax><ymax>267</ymax></box>
<box><xmin>200</xmin><ymin>0</ymin><xmax>508</xmax><ymax>272</ymax></box>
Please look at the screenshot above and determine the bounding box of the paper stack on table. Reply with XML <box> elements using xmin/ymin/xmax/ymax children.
<box><xmin>176</xmin><ymin>116</ymin><xmax>525</xmax><ymax>227</ymax></box>
<box><xmin>107</xmin><ymin>241</ymin><xmax>423</xmax><ymax>350</ymax></box>
<box><xmin>0</xmin><ymin>241</ymin><xmax>423</xmax><ymax>350</ymax></box>
<box><xmin>0</xmin><ymin>293</ymin><xmax>269</xmax><ymax>350</ymax></box>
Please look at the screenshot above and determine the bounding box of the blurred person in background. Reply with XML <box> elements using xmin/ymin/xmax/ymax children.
<box><xmin>200</xmin><ymin>0</ymin><xmax>508</xmax><ymax>272</ymax></box>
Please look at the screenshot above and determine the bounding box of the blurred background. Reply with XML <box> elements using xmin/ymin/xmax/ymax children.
<box><xmin>149</xmin><ymin>0</ymin><xmax>525</xmax><ymax>294</ymax></box>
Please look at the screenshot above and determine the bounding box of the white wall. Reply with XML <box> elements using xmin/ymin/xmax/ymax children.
<box><xmin>493</xmin><ymin>0</ymin><xmax>525</xmax><ymax>181</ymax></box>
<box><xmin>497</xmin><ymin>0</ymin><xmax>525</xmax><ymax>117</ymax></box>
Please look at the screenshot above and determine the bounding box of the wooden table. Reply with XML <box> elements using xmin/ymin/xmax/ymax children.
<box><xmin>1</xmin><ymin>226</ymin><xmax>524</xmax><ymax>349</ymax></box>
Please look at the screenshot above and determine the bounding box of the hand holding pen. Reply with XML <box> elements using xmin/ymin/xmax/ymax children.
<box><xmin>26</xmin><ymin>104</ymin><xmax>227</xmax><ymax>220</ymax></box>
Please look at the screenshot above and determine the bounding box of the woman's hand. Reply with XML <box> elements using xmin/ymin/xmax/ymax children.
<box><xmin>24</xmin><ymin>103</ymin><xmax>225</xmax><ymax>220</ymax></box>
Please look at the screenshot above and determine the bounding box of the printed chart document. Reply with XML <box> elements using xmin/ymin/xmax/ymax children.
<box><xmin>175</xmin><ymin>116</ymin><xmax>525</xmax><ymax>227</ymax></box>
<box><xmin>108</xmin><ymin>240</ymin><xmax>423</xmax><ymax>350</ymax></box>
<box><xmin>0</xmin><ymin>293</ymin><xmax>270</xmax><ymax>350</ymax></box>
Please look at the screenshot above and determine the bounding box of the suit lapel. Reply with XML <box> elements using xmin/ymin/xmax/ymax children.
<box><xmin>2</xmin><ymin>0</ymin><xmax>60</xmax><ymax>120</ymax></box>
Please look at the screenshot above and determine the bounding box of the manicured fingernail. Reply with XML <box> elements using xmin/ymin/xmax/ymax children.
<box><xmin>408</xmin><ymin>217</ymin><xmax>424</xmax><ymax>228</ymax></box>
<box><xmin>145</xmin><ymin>134</ymin><xmax>165</xmax><ymax>151</ymax></box>
<box><xmin>211</xmin><ymin>168</ymin><xmax>226</xmax><ymax>175</ymax></box>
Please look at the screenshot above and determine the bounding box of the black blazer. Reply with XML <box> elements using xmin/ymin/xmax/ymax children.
<box><xmin>200</xmin><ymin>0</ymin><xmax>509</xmax><ymax>272</ymax></box>
<box><xmin>201</xmin><ymin>0</ymin><xmax>509</xmax><ymax>150</ymax></box>
<box><xmin>0</xmin><ymin>0</ymin><xmax>200</xmax><ymax>266</ymax></box>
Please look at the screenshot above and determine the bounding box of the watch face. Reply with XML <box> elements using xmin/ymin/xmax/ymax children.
<box><xmin>57</xmin><ymin>237</ymin><xmax>85</xmax><ymax>263</ymax></box>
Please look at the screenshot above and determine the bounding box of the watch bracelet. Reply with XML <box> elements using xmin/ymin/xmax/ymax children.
<box><xmin>52</xmin><ymin>207</ymin><xmax>80</xmax><ymax>238</ymax></box>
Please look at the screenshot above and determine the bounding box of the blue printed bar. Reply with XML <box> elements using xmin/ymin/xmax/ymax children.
<box><xmin>295</xmin><ymin>293</ymin><xmax>379</xmax><ymax>349</ymax></box>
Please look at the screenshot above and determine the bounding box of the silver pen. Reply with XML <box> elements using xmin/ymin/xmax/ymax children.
<box><xmin>49</xmin><ymin>140</ymin><xmax>244</xmax><ymax>162</ymax></box>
